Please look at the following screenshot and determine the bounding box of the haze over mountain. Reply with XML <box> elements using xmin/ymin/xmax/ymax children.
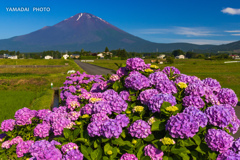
<box><xmin>0</xmin><ymin>13</ymin><xmax>238</xmax><ymax>52</ymax></box>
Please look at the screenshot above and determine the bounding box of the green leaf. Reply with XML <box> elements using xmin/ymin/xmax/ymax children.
<box><xmin>104</xmin><ymin>143</ymin><xmax>112</xmax><ymax>155</ymax></box>
<box><xmin>179</xmin><ymin>153</ymin><xmax>190</xmax><ymax>160</ymax></box>
<box><xmin>143</xmin><ymin>134</ymin><xmax>155</xmax><ymax>142</ymax></box>
<box><xmin>103</xmin><ymin>156</ymin><xmax>109</xmax><ymax>160</ymax></box>
<box><xmin>121</xmin><ymin>129</ymin><xmax>126</xmax><ymax>138</ymax></box>
<box><xmin>180</xmin><ymin>138</ymin><xmax>196</xmax><ymax>147</ymax></box>
<box><xmin>90</xmin><ymin>147</ymin><xmax>102</xmax><ymax>160</ymax></box>
<box><xmin>74</xmin><ymin>138</ymin><xmax>86</xmax><ymax>143</ymax></box>
<box><xmin>160</xmin><ymin>101</ymin><xmax>172</xmax><ymax>110</ymax></box>
<box><xmin>208</xmin><ymin>151</ymin><xmax>217</xmax><ymax>160</ymax></box>
<box><xmin>80</xmin><ymin>144</ymin><xmax>91</xmax><ymax>159</ymax></box>
<box><xmin>133</xmin><ymin>116</ymin><xmax>141</xmax><ymax>121</ymax></box>
<box><xmin>163</xmin><ymin>156</ymin><xmax>174</xmax><ymax>160</ymax></box>
<box><xmin>151</xmin><ymin>120</ymin><xmax>165</xmax><ymax>131</ymax></box>
<box><xmin>94</xmin><ymin>140</ymin><xmax>98</xmax><ymax>149</ymax></box>
<box><xmin>137</xmin><ymin>145</ymin><xmax>145</xmax><ymax>159</ymax></box>
<box><xmin>195</xmin><ymin>145</ymin><xmax>206</xmax><ymax>155</ymax></box>
<box><xmin>63</xmin><ymin>128</ymin><xmax>71</xmax><ymax>139</ymax></box>
<box><xmin>161</xmin><ymin>145</ymin><xmax>168</xmax><ymax>151</ymax></box>
<box><xmin>101</xmin><ymin>138</ymin><xmax>110</xmax><ymax>143</ymax></box>
<box><xmin>73</xmin><ymin>128</ymin><xmax>81</xmax><ymax>139</ymax></box>
<box><xmin>111</xmin><ymin>147</ymin><xmax>118</xmax><ymax>159</ymax></box>
<box><xmin>191</xmin><ymin>151</ymin><xmax>198</xmax><ymax>160</ymax></box>
<box><xmin>171</xmin><ymin>146</ymin><xmax>190</xmax><ymax>154</ymax></box>
<box><xmin>192</xmin><ymin>135</ymin><xmax>201</xmax><ymax>146</ymax></box>
<box><xmin>140</xmin><ymin>156</ymin><xmax>151</xmax><ymax>160</ymax></box>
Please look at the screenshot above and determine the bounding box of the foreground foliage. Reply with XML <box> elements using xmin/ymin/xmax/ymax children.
<box><xmin>0</xmin><ymin>58</ymin><xmax>240</xmax><ymax>160</ymax></box>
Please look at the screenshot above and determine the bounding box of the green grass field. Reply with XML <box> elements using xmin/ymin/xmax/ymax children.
<box><xmin>88</xmin><ymin>59</ymin><xmax>240</xmax><ymax>99</ymax></box>
<box><xmin>0</xmin><ymin>59</ymin><xmax>84</xmax><ymax>123</ymax></box>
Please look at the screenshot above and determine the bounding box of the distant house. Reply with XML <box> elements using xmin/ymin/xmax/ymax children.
<box><xmin>63</xmin><ymin>54</ymin><xmax>69</xmax><ymax>60</ymax></box>
<box><xmin>45</xmin><ymin>55</ymin><xmax>53</xmax><ymax>59</ymax></box>
<box><xmin>157</xmin><ymin>54</ymin><xmax>165</xmax><ymax>59</ymax></box>
<box><xmin>97</xmin><ymin>52</ymin><xmax>112</xmax><ymax>59</ymax></box>
<box><xmin>70</xmin><ymin>54</ymin><xmax>80</xmax><ymax>59</ymax></box>
<box><xmin>8</xmin><ymin>55</ymin><xmax>18</xmax><ymax>59</ymax></box>
<box><xmin>97</xmin><ymin>53</ymin><xmax>105</xmax><ymax>59</ymax></box>
<box><xmin>230</xmin><ymin>55</ymin><xmax>240</xmax><ymax>59</ymax></box>
<box><xmin>175</xmin><ymin>55</ymin><xmax>185</xmax><ymax>59</ymax></box>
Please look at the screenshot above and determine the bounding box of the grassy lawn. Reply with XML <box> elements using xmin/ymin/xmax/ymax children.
<box><xmin>88</xmin><ymin>59</ymin><xmax>240</xmax><ymax>99</ymax></box>
<box><xmin>0</xmin><ymin>59</ymin><xmax>84</xmax><ymax>123</ymax></box>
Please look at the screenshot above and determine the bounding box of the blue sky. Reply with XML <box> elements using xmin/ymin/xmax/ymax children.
<box><xmin>1</xmin><ymin>0</ymin><xmax>240</xmax><ymax>45</ymax></box>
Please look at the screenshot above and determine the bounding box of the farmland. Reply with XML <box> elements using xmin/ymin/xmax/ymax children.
<box><xmin>87</xmin><ymin>59</ymin><xmax>240</xmax><ymax>99</ymax></box>
<box><xmin>0</xmin><ymin>59</ymin><xmax>84</xmax><ymax>123</ymax></box>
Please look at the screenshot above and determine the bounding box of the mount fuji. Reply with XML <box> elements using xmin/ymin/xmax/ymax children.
<box><xmin>0</xmin><ymin>13</ymin><xmax>215</xmax><ymax>52</ymax></box>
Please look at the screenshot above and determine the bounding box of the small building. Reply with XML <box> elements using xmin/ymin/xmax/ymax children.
<box><xmin>175</xmin><ymin>55</ymin><xmax>185</xmax><ymax>59</ymax></box>
<box><xmin>97</xmin><ymin>53</ymin><xmax>104</xmax><ymax>59</ymax></box>
<box><xmin>230</xmin><ymin>55</ymin><xmax>240</xmax><ymax>59</ymax></box>
<box><xmin>70</xmin><ymin>54</ymin><xmax>80</xmax><ymax>59</ymax></box>
<box><xmin>8</xmin><ymin>55</ymin><xmax>18</xmax><ymax>59</ymax></box>
<box><xmin>45</xmin><ymin>55</ymin><xmax>53</xmax><ymax>59</ymax></box>
<box><xmin>157</xmin><ymin>54</ymin><xmax>165</xmax><ymax>59</ymax></box>
<box><xmin>63</xmin><ymin>54</ymin><xmax>69</xmax><ymax>60</ymax></box>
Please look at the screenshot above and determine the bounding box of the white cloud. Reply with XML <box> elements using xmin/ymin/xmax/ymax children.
<box><xmin>221</xmin><ymin>7</ymin><xmax>240</xmax><ymax>15</ymax></box>
<box><xmin>231</xmin><ymin>34</ymin><xmax>240</xmax><ymax>36</ymax></box>
<box><xmin>225</xmin><ymin>30</ymin><xmax>240</xmax><ymax>33</ymax></box>
<box><xmin>137</xmin><ymin>27</ymin><xmax>219</xmax><ymax>37</ymax></box>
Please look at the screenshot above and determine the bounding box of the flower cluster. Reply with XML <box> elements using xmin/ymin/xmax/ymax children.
<box><xmin>125</xmin><ymin>71</ymin><xmax>150</xmax><ymax>90</ymax></box>
<box><xmin>144</xmin><ymin>144</ymin><xmax>164</xmax><ymax>160</ymax></box>
<box><xmin>14</xmin><ymin>107</ymin><xmax>36</xmax><ymax>125</ymax></box>
<box><xmin>162</xmin><ymin>66</ymin><xmax>180</xmax><ymax>77</ymax></box>
<box><xmin>138</xmin><ymin>89</ymin><xmax>159</xmax><ymax>105</ymax></box>
<box><xmin>148</xmin><ymin>71</ymin><xmax>169</xmax><ymax>85</ymax></box>
<box><xmin>148</xmin><ymin>93</ymin><xmax>177</xmax><ymax>113</ymax></box>
<box><xmin>182</xmin><ymin>95</ymin><xmax>205</xmax><ymax>109</ymax></box>
<box><xmin>120</xmin><ymin>153</ymin><xmax>138</xmax><ymax>160</ymax></box>
<box><xmin>217</xmin><ymin>88</ymin><xmax>238</xmax><ymax>107</ymax></box>
<box><xmin>34</xmin><ymin>123</ymin><xmax>51</xmax><ymax>138</ymax></box>
<box><xmin>166</xmin><ymin>113</ymin><xmax>199</xmax><ymax>138</ymax></box>
<box><xmin>0</xmin><ymin>119</ymin><xmax>15</xmax><ymax>132</ymax></box>
<box><xmin>126</xmin><ymin>57</ymin><xmax>149</xmax><ymax>71</ymax></box>
<box><xmin>155</xmin><ymin>80</ymin><xmax>177</xmax><ymax>94</ymax></box>
<box><xmin>205</xmin><ymin>129</ymin><xmax>234</xmax><ymax>152</ymax></box>
<box><xmin>128</xmin><ymin>120</ymin><xmax>151</xmax><ymax>138</ymax></box>
<box><xmin>16</xmin><ymin>140</ymin><xmax>34</xmax><ymax>157</ymax></box>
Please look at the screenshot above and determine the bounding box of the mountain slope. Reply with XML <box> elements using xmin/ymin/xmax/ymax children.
<box><xmin>0</xmin><ymin>13</ymin><xmax>216</xmax><ymax>52</ymax></box>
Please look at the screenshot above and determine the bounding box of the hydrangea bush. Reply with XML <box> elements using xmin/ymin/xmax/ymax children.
<box><xmin>0</xmin><ymin>57</ymin><xmax>240</xmax><ymax>160</ymax></box>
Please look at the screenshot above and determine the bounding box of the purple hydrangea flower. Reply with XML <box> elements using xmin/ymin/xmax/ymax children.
<box><xmin>11</xmin><ymin>136</ymin><xmax>23</xmax><ymax>145</ymax></box>
<box><xmin>37</xmin><ymin>109</ymin><xmax>51</xmax><ymax>119</ymax></box>
<box><xmin>109</xmin><ymin>97</ymin><xmax>128</xmax><ymax>114</ymax></box>
<box><xmin>61</xmin><ymin>142</ymin><xmax>78</xmax><ymax>154</ymax></box>
<box><xmin>1</xmin><ymin>140</ymin><xmax>11</xmax><ymax>149</ymax></box>
<box><xmin>216</xmin><ymin>149</ymin><xmax>240</xmax><ymax>160</ymax></box>
<box><xmin>43</xmin><ymin>112</ymin><xmax>68</xmax><ymax>125</ymax></box>
<box><xmin>205</xmin><ymin>129</ymin><xmax>234</xmax><ymax>153</ymax></box>
<box><xmin>120</xmin><ymin>153</ymin><xmax>138</xmax><ymax>160</ymax></box>
<box><xmin>138</xmin><ymin>89</ymin><xmax>159</xmax><ymax>105</ymax></box>
<box><xmin>90</xmin><ymin>113</ymin><xmax>109</xmax><ymax>122</ymax></box>
<box><xmin>175</xmin><ymin>74</ymin><xmax>195</xmax><ymax>84</ymax></box>
<box><xmin>126</xmin><ymin>57</ymin><xmax>147</xmax><ymax>71</ymax></box>
<box><xmin>52</xmin><ymin>106</ymin><xmax>67</xmax><ymax>114</ymax></box>
<box><xmin>102</xmin><ymin>89</ymin><xmax>119</xmax><ymax>101</ymax></box>
<box><xmin>50</xmin><ymin>140</ymin><xmax>61</xmax><ymax>146</ymax></box>
<box><xmin>185</xmin><ymin>82</ymin><xmax>205</xmax><ymax>97</ymax></box>
<box><xmin>205</xmin><ymin>94</ymin><xmax>220</xmax><ymax>105</ymax></box>
<box><xmin>34</xmin><ymin>123</ymin><xmax>51</xmax><ymax>138</ymax></box>
<box><xmin>205</xmin><ymin>105</ymin><xmax>232</xmax><ymax>129</ymax></box>
<box><xmin>52</xmin><ymin>118</ymin><xmax>72</xmax><ymax>136</ymax></box>
<box><xmin>119</xmin><ymin>90</ymin><xmax>131</xmax><ymax>101</ymax></box>
<box><xmin>128</xmin><ymin>120</ymin><xmax>151</xmax><ymax>138</ymax></box>
<box><xmin>79</xmin><ymin>92</ymin><xmax>91</xmax><ymax>100</ymax></box>
<box><xmin>1</xmin><ymin>119</ymin><xmax>15</xmax><ymax>132</ymax></box>
<box><xmin>148</xmin><ymin>71</ymin><xmax>169</xmax><ymax>86</ymax></box>
<box><xmin>217</xmin><ymin>88</ymin><xmax>238</xmax><ymax>107</ymax></box>
<box><xmin>166</xmin><ymin>113</ymin><xmax>199</xmax><ymax>138</ymax></box>
<box><xmin>183</xmin><ymin>106</ymin><xmax>208</xmax><ymax>128</ymax></box>
<box><xmin>155</xmin><ymin>80</ymin><xmax>177</xmax><ymax>94</ymax></box>
<box><xmin>182</xmin><ymin>95</ymin><xmax>205</xmax><ymax>109</ymax></box>
<box><xmin>232</xmin><ymin>138</ymin><xmax>240</xmax><ymax>154</ymax></box>
<box><xmin>66</xmin><ymin>96</ymin><xmax>80</xmax><ymax>111</ymax></box>
<box><xmin>102</xmin><ymin>119</ymin><xmax>122</xmax><ymax>139</ymax></box>
<box><xmin>117</xmin><ymin>67</ymin><xmax>128</xmax><ymax>77</ymax></box>
<box><xmin>115</xmin><ymin>114</ymin><xmax>130</xmax><ymax>128</ymax></box>
<box><xmin>144</xmin><ymin>144</ymin><xmax>164</xmax><ymax>160</ymax></box>
<box><xmin>162</xmin><ymin>66</ymin><xmax>180</xmax><ymax>77</ymax></box>
<box><xmin>16</xmin><ymin>140</ymin><xmax>34</xmax><ymax>157</ymax></box>
<box><xmin>125</xmin><ymin>72</ymin><xmax>150</xmax><ymax>90</ymax></box>
<box><xmin>69</xmin><ymin>86</ymin><xmax>77</xmax><ymax>93</ymax></box>
<box><xmin>202</xmin><ymin>78</ymin><xmax>221</xmax><ymax>94</ymax></box>
<box><xmin>68</xmin><ymin>111</ymin><xmax>81</xmax><ymax>121</ymax></box>
<box><xmin>29</xmin><ymin>140</ymin><xmax>62</xmax><ymax>160</ymax></box>
<box><xmin>110</xmin><ymin>74</ymin><xmax>120</xmax><ymax>82</ymax></box>
<box><xmin>92</xmin><ymin>101</ymin><xmax>112</xmax><ymax>114</ymax></box>
<box><xmin>63</xmin><ymin>149</ymin><xmax>84</xmax><ymax>160</ymax></box>
<box><xmin>80</xmin><ymin>104</ymin><xmax>93</xmax><ymax>115</ymax></box>
<box><xmin>14</xmin><ymin>107</ymin><xmax>36</xmax><ymax>125</ymax></box>
<box><xmin>148</xmin><ymin>93</ymin><xmax>177</xmax><ymax>113</ymax></box>
<box><xmin>87</xmin><ymin>121</ymin><xmax>103</xmax><ymax>137</ymax></box>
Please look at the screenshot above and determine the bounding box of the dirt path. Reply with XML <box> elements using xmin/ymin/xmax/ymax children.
<box><xmin>74</xmin><ymin>60</ymin><xmax>115</xmax><ymax>75</ymax></box>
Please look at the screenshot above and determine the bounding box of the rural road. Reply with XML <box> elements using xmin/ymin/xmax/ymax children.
<box><xmin>74</xmin><ymin>60</ymin><xmax>240</xmax><ymax>138</ymax></box>
<box><xmin>74</xmin><ymin>60</ymin><xmax>115</xmax><ymax>75</ymax></box>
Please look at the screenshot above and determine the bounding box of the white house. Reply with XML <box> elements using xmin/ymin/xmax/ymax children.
<box><xmin>157</xmin><ymin>54</ymin><xmax>165</xmax><ymax>59</ymax></box>
<box><xmin>8</xmin><ymin>55</ymin><xmax>18</xmax><ymax>59</ymax></box>
<box><xmin>63</xmin><ymin>54</ymin><xmax>69</xmax><ymax>60</ymax></box>
<box><xmin>44</xmin><ymin>55</ymin><xmax>53</xmax><ymax>59</ymax></box>
<box><xmin>175</xmin><ymin>55</ymin><xmax>185</xmax><ymax>59</ymax></box>
<box><xmin>97</xmin><ymin>53</ymin><xmax>104</xmax><ymax>59</ymax></box>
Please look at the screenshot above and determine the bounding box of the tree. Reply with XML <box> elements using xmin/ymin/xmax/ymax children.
<box><xmin>172</xmin><ymin>49</ymin><xmax>184</xmax><ymax>57</ymax></box>
<box><xmin>186</xmin><ymin>51</ymin><xmax>197</xmax><ymax>59</ymax></box>
<box><xmin>105</xmin><ymin>47</ymin><xmax>109</xmax><ymax>52</ymax></box>
<box><xmin>166</xmin><ymin>56</ymin><xmax>174</xmax><ymax>64</ymax></box>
